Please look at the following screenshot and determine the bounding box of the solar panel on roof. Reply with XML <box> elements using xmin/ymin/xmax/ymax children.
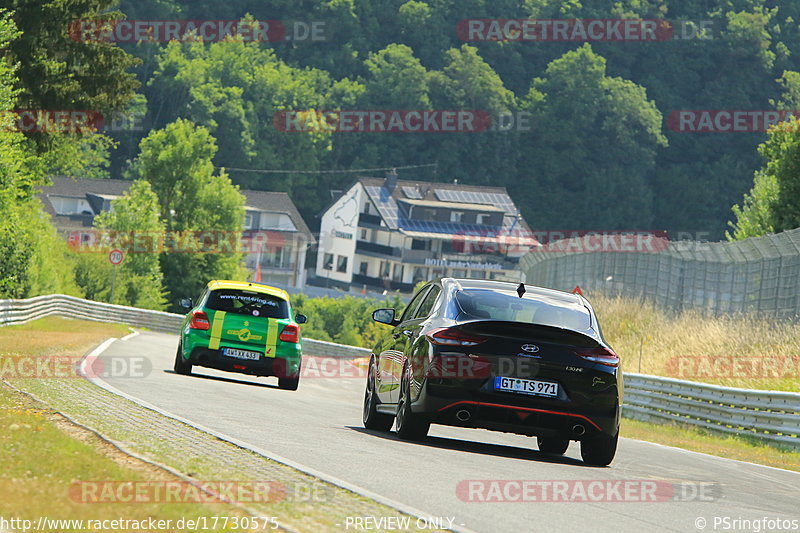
<box><xmin>401</xmin><ymin>186</ymin><xmax>423</xmax><ymax>199</ymax></box>
<box><xmin>398</xmin><ymin>218</ymin><xmax>502</xmax><ymax>235</ymax></box>
<box><xmin>364</xmin><ymin>185</ymin><xmax>399</xmax><ymax>229</ymax></box>
<box><xmin>434</xmin><ymin>188</ymin><xmax>520</xmax><ymax>222</ymax></box>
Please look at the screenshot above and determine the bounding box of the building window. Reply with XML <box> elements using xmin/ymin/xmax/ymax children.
<box><xmin>411</xmin><ymin>239</ymin><xmax>431</xmax><ymax>251</ymax></box>
<box><xmin>412</xmin><ymin>267</ymin><xmax>428</xmax><ymax>283</ymax></box>
<box><xmin>451</xmin><ymin>269</ymin><xmax>467</xmax><ymax>278</ymax></box>
<box><xmin>442</xmin><ymin>239</ymin><xmax>465</xmax><ymax>253</ymax></box>
<box><xmin>380</xmin><ymin>261</ymin><xmax>391</xmax><ymax>278</ymax></box>
<box><xmin>471</xmin><ymin>270</ymin><xmax>486</xmax><ymax>279</ymax></box>
<box><xmin>336</xmin><ymin>255</ymin><xmax>348</xmax><ymax>273</ymax></box>
<box><xmin>450</xmin><ymin>211</ymin><xmax>464</xmax><ymax>223</ymax></box>
<box><xmin>359</xmin><ymin>261</ymin><xmax>369</xmax><ymax>275</ymax></box>
<box><xmin>323</xmin><ymin>253</ymin><xmax>334</xmax><ymax>270</ymax></box>
<box><xmin>360</xmin><ymin>228</ymin><xmax>368</xmax><ymax>240</ymax></box>
<box><xmin>392</xmin><ymin>263</ymin><xmax>404</xmax><ymax>282</ymax></box>
<box><xmin>244</xmin><ymin>213</ymin><xmax>254</xmax><ymax>229</ymax></box>
<box><xmin>477</xmin><ymin>214</ymin><xmax>491</xmax><ymax>225</ymax></box>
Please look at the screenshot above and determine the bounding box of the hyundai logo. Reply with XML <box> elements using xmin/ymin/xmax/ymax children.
<box><xmin>521</xmin><ymin>344</ymin><xmax>540</xmax><ymax>353</ymax></box>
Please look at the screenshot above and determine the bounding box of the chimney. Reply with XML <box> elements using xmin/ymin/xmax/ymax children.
<box><xmin>384</xmin><ymin>168</ymin><xmax>398</xmax><ymax>192</ymax></box>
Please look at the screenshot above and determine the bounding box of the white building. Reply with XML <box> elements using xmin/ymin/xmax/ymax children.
<box><xmin>313</xmin><ymin>172</ymin><xmax>536</xmax><ymax>293</ymax></box>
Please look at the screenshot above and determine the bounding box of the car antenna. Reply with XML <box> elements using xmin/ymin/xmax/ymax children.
<box><xmin>516</xmin><ymin>283</ymin><xmax>525</xmax><ymax>298</ymax></box>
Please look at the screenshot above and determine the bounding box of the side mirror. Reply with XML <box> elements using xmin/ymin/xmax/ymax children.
<box><xmin>295</xmin><ymin>314</ymin><xmax>308</xmax><ymax>324</ymax></box>
<box><xmin>179</xmin><ymin>298</ymin><xmax>193</xmax><ymax>309</ymax></box>
<box><xmin>372</xmin><ymin>308</ymin><xmax>396</xmax><ymax>325</ymax></box>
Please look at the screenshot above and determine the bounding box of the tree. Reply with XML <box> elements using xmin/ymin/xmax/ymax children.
<box><xmin>729</xmin><ymin>117</ymin><xmax>800</xmax><ymax>239</ymax></box>
<box><xmin>7</xmin><ymin>0</ymin><xmax>140</xmax><ymax>121</ymax></box>
<box><xmin>518</xmin><ymin>44</ymin><xmax>667</xmax><ymax>230</ymax></box>
<box><xmin>94</xmin><ymin>180</ymin><xmax>167</xmax><ymax>309</ymax></box>
<box><xmin>128</xmin><ymin>119</ymin><xmax>246</xmax><ymax>308</ymax></box>
<box><xmin>727</xmin><ymin>170</ymin><xmax>777</xmax><ymax>240</ymax></box>
<box><xmin>146</xmin><ymin>36</ymin><xmax>334</xmax><ymax>212</ymax></box>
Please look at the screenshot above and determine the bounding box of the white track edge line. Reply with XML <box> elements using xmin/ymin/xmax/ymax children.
<box><xmin>120</xmin><ymin>329</ymin><xmax>140</xmax><ymax>341</ymax></box>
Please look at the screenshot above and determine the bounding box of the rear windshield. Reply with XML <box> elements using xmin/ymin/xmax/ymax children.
<box><xmin>455</xmin><ymin>289</ymin><xmax>591</xmax><ymax>332</ymax></box>
<box><xmin>205</xmin><ymin>289</ymin><xmax>290</xmax><ymax>319</ymax></box>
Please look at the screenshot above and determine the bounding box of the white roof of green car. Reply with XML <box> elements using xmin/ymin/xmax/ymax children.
<box><xmin>206</xmin><ymin>280</ymin><xmax>290</xmax><ymax>301</ymax></box>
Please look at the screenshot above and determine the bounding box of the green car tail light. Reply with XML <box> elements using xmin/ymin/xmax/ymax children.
<box><xmin>189</xmin><ymin>310</ymin><xmax>211</xmax><ymax>330</ymax></box>
<box><xmin>279</xmin><ymin>324</ymin><xmax>300</xmax><ymax>343</ymax></box>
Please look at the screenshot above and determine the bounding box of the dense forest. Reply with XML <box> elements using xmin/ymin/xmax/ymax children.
<box><xmin>5</xmin><ymin>0</ymin><xmax>800</xmax><ymax>304</ymax></box>
<box><xmin>92</xmin><ymin>0</ymin><xmax>800</xmax><ymax>239</ymax></box>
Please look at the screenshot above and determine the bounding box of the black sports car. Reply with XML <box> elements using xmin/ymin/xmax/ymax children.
<box><xmin>362</xmin><ymin>278</ymin><xmax>621</xmax><ymax>466</ymax></box>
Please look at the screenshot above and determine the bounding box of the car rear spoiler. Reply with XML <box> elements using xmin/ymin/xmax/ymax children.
<box><xmin>456</xmin><ymin>320</ymin><xmax>602</xmax><ymax>348</ymax></box>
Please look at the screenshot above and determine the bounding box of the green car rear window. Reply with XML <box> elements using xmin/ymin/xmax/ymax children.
<box><xmin>206</xmin><ymin>289</ymin><xmax>290</xmax><ymax>319</ymax></box>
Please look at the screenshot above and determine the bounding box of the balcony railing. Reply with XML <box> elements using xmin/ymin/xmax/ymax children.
<box><xmin>358</xmin><ymin>213</ymin><xmax>382</xmax><ymax>226</ymax></box>
<box><xmin>352</xmin><ymin>273</ymin><xmax>413</xmax><ymax>293</ymax></box>
<box><xmin>355</xmin><ymin>240</ymin><xmax>401</xmax><ymax>257</ymax></box>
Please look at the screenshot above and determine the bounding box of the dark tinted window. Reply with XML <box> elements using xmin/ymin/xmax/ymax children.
<box><xmin>206</xmin><ymin>289</ymin><xmax>289</xmax><ymax>319</ymax></box>
<box><xmin>400</xmin><ymin>285</ymin><xmax>430</xmax><ymax>322</ymax></box>
<box><xmin>415</xmin><ymin>285</ymin><xmax>441</xmax><ymax>318</ymax></box>
<box><xmin>455</xmin><ymin>289</ymin><xmax>591</xmax><ymax>331</ymax></box>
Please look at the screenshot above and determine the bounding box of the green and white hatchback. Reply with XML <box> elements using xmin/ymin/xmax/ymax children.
<box><xmin>174</xmin><ymin>280</ymin><xmax>307</xmax><ymax>390</ymax></box>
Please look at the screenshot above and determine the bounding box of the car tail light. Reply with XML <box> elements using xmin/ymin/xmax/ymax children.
<box><xmin>189</xmin><ymin>310</ymin><xmax>210</xmax><ymax>330</ymax></box>
<box><xmin>280</xmin><ymin>324</ymin><xmax>300</xmax><ymax>343</ymax></box>
<box><xmin>576</xmin><ymin>347</ymin><xmax>619</xmax><ymax>367</ymax></box>
<box><xmin>426</xmin><ymin>328</ymin><xmax>486</xmax><ymax>347</ymax></box>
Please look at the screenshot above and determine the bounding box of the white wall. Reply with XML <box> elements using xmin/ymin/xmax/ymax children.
<box><xmin>316</xmin><ymin>182</ymin><xmax>362</xmax><ymax>283</ymax></box>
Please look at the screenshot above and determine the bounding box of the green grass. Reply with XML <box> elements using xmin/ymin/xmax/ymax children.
<box><xmin>0</xmin><ymin>387</ymin><xmax>257</xmax><ymax>531</ymax></box>
<box><xmin>0</xmin><ymin>317</ymin><xmax>259</xmax><ymax>532</ymax></box>
<box><xmin>622</xmin><ymin>417</ymin><xmax>800</xmax><ymax>471</ymax></box>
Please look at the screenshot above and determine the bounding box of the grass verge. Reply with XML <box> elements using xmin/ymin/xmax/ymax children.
<box><xmin>622</xmin><ymin>417</ymin><xmax>800</xmax><ymax>472</ymax></box>
<box><xmin>0</xmin><ymin>317</ymin><xmax>260</xmax><ymax>532</ymax></box>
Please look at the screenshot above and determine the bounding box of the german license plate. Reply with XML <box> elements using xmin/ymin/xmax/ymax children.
<box><xmin>494</xmin><ymin>376</ymin><xmax>559</xmax><ymax>397</ymax></box>
<box><xmin>221</xmin><ymin>347</ymin><xmax>261</xmax><ymax>361</ymax></box>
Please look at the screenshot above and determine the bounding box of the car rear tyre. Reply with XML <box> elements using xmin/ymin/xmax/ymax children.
<box><xmin>278</xmin><ymin>376</ymin><xmax>300</xmax><ymax>390</ymax></box>
<box><xmin>173</xmin><ymin>344</ymin><xmax>192</xmax><ymax>375</ymax></box>
<box><xmin>395</xmin><ymin>364</ymin><xmax>430</xmax><ymax>441</ymax></box>
<box><xmin>363</xmin><ymin>359</ymin><xmax>394</xmax><ymax>431</ymax></box>
<box><xmin>537</xmin><ymin>437</ymin><xmax>569</xmax><ymax>455</ymax></box>
<box><xmin>580</xmin><ymin>430</ymin><xmax>618</xmax><ymax>466</ymax></box>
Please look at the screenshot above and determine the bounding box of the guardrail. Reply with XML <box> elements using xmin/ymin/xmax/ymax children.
<box><xmin>0</xmin><ymin>294</ymin><xmax>370</xmax><ymax>359</ymax></box>
<box><xmin>1</xmin><ymin>295</ymin><xmax>797</xmax><ymax>449</ymax></box>
<box><xmin>0</xmin><ymin>294</ymin><xmax>184</xmax><ymax>333</ymax></box>
<box><xmin>623</xmin><ymin>373</ymin><xmax>800</xmax><ymax>450</ymax></box>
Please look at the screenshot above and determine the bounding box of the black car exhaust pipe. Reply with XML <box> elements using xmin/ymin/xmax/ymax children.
<box><xmin>455</xmin><ymin>409</ymin><xmax>472</xmax><ymax>422</ymax></box>
<box><xmin>572</xmin><ymin>424</ymin><xmax>586</xmax><ymax>436</ymax></box>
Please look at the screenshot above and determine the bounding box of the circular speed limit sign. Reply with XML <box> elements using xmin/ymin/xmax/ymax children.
<box><xmin>109</xmin><ymin>249</ymin><xmax>125</xmax><ymax>265</ymax></box>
